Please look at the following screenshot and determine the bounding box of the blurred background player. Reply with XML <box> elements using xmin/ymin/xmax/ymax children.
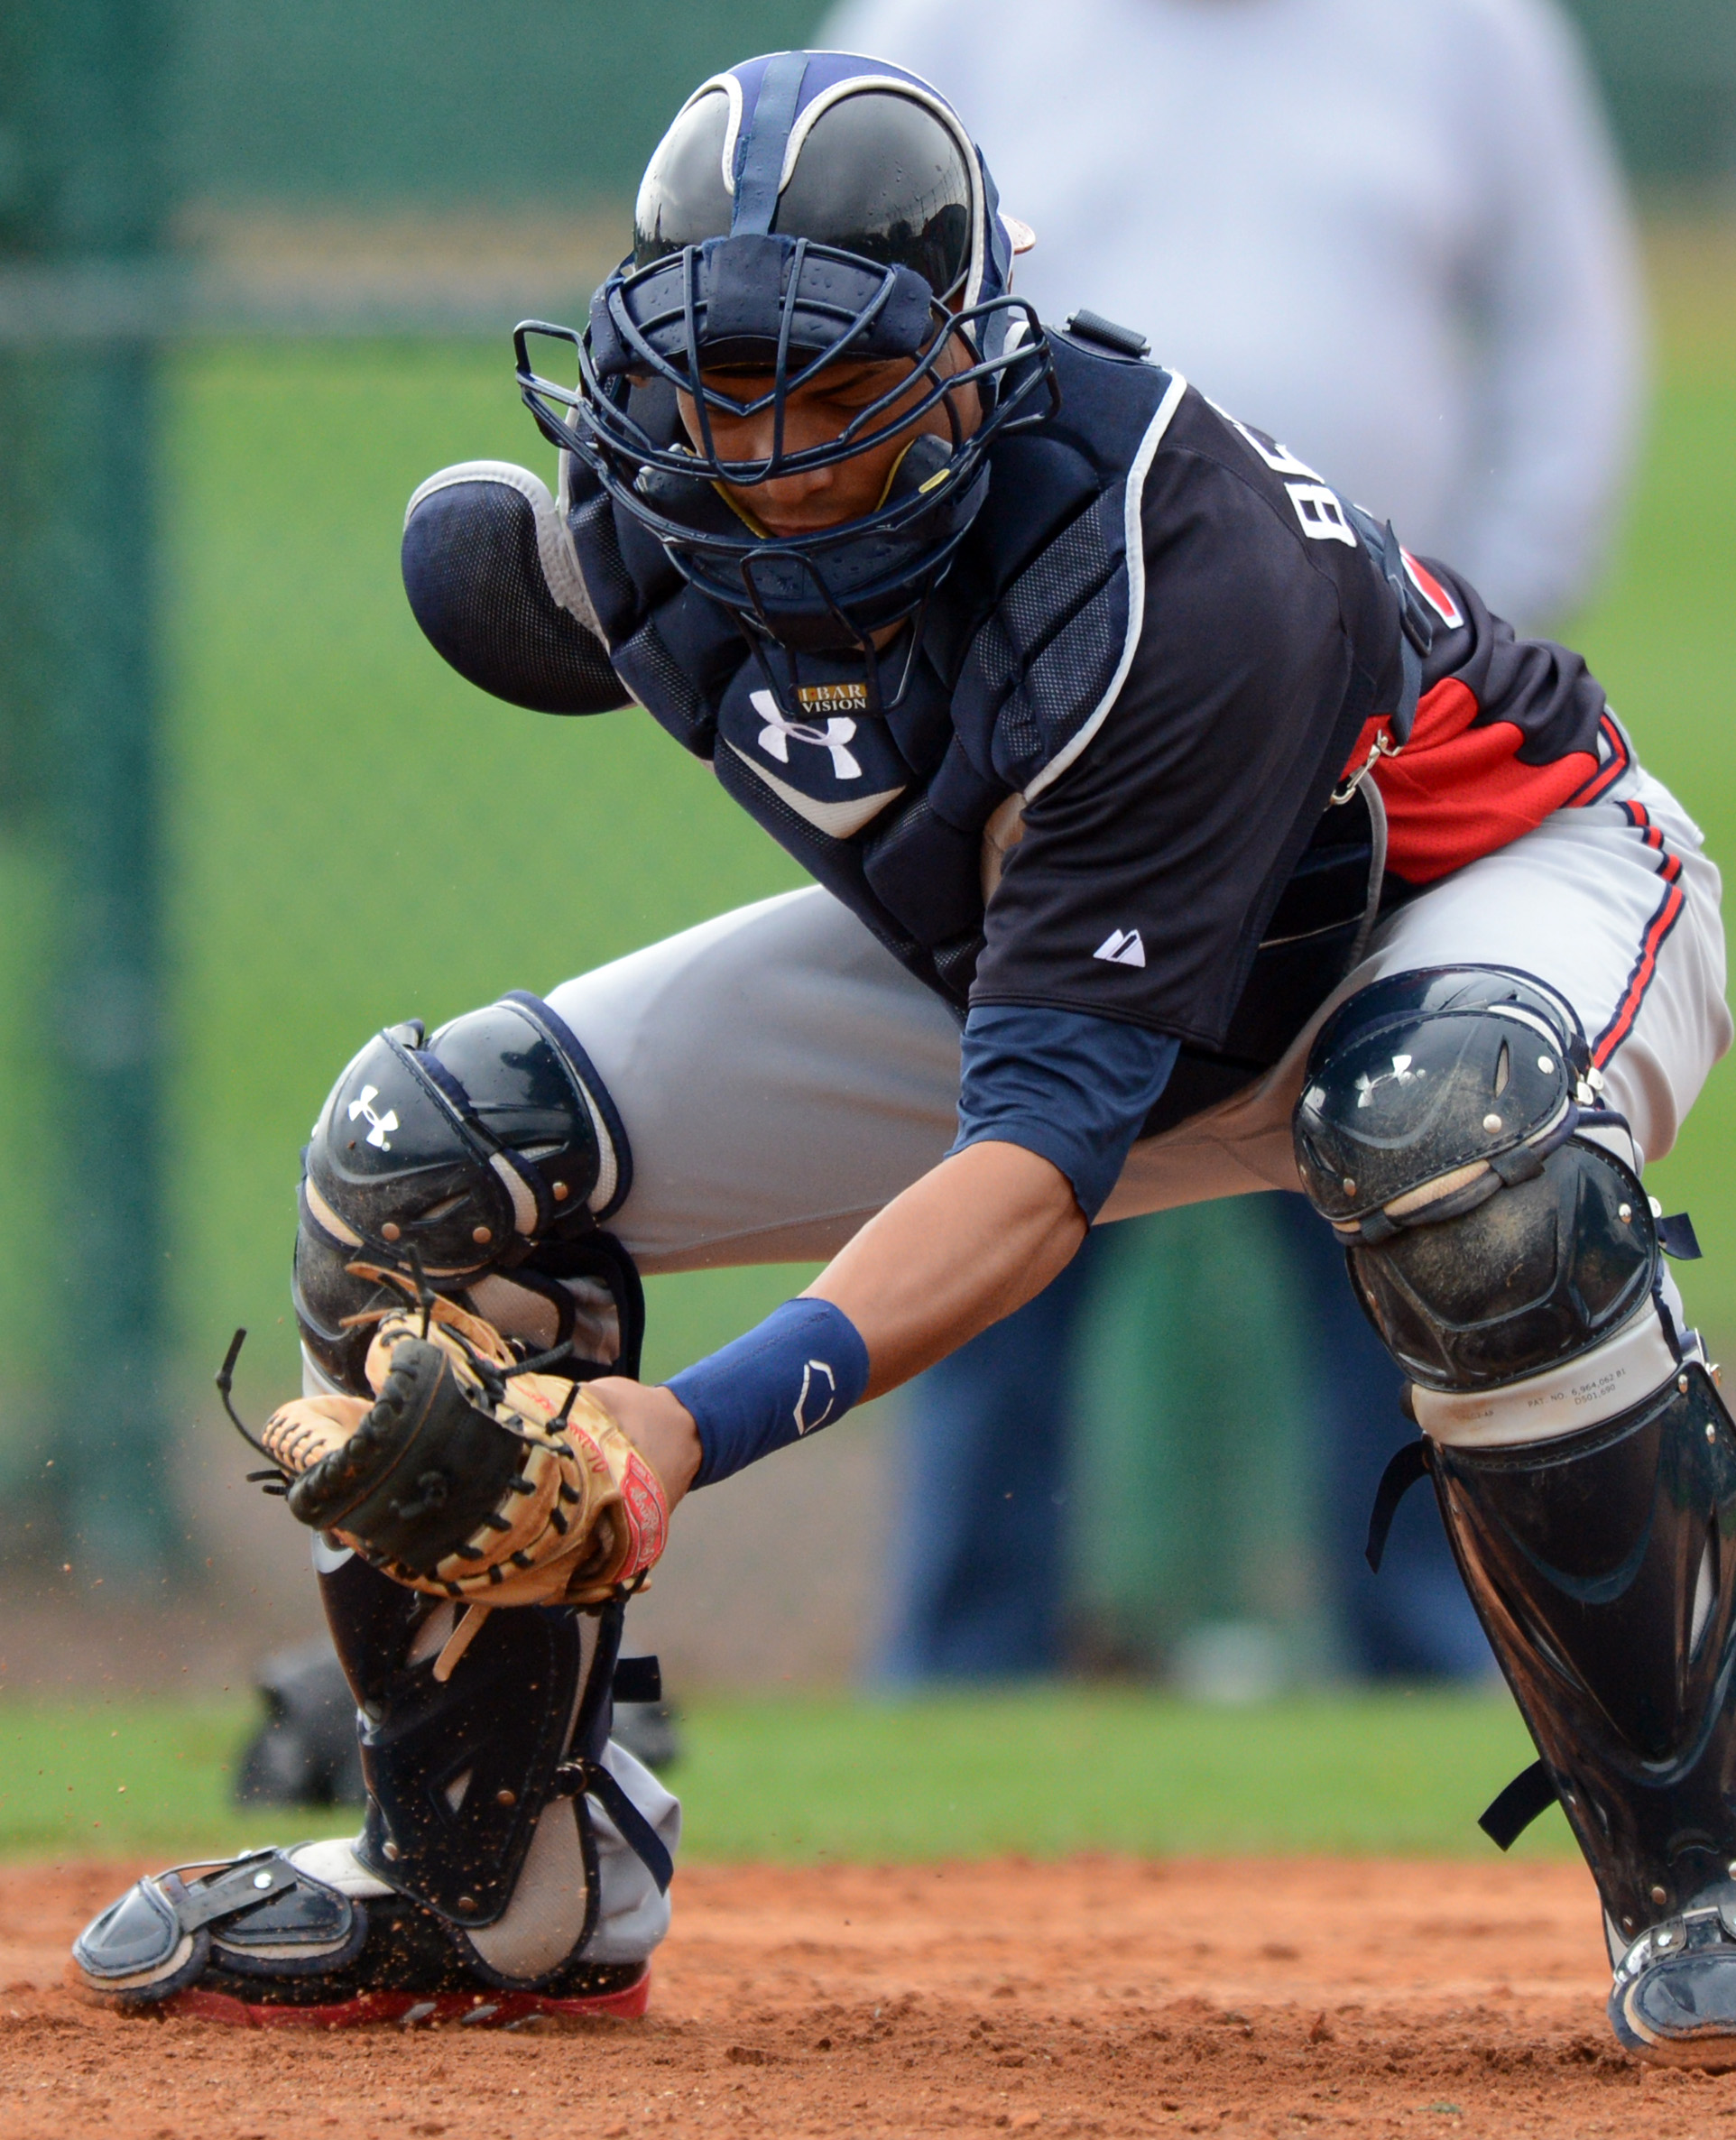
<box><xmin>824</xmin><ymin>0</ymin><xmax>1646</xmax><ymax>1688</ymax></box>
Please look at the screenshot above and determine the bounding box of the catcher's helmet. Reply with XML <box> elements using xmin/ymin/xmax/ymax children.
<box><xmin>514</xmin><ymin>51</ymin><xmax>1055</xmax><ymax>704</ymax></box>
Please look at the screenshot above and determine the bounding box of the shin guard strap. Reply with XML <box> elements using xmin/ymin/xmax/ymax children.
<box><xmin>555</xmin><ymin>1757</ymin><xmax>674</xmax><ymax>1894</ymax></box>
<box><xmin>1479</xmin><ymin>1758</ymin><xmax>1557</xmax><ymax>1850</ymax></box>
<box><xmin>1365</xmin><ymin>1440</ymin><xmax>1430</xmax><ymax>1572</ymax></box>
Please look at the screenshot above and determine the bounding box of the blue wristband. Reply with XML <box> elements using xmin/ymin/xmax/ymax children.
<box><xmin>669</xmin><ymin>1297</ymin><xmax>871</xmax><ymax>1489</ymax></box>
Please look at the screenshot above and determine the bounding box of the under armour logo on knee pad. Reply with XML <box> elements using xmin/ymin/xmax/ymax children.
<box><xmin>1355</xmin><ymin>1054</ymin><xmax>1423</xmax><ymax>1108</ymax></box>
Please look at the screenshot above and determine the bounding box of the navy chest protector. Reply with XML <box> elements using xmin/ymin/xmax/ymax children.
<box><xmin>403</xmin><ymin>332</ymin><xmax>1400</xmax><ymax>1113</ymax></box>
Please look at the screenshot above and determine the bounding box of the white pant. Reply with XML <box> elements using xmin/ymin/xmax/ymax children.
<box><xmin>548</xmin><ymin>758</ymin><xmax>1731</xmax><ymax>1274</ymax></box>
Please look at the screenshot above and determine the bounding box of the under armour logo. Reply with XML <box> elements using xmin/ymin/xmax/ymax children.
<box><xmin>347</xmin><ymin>1084</ymin><xmax>400</xmax><ymax>1150</ymax></box>
<box><xmin>1355</xmin><ymin>1054</ymin><xmax>1424</xmax><ymax>1108</ymax></box>
<box><xmin>793</xmin><ymin>1359</ymin><xmax>839</xmax><ymax>1435</ymax></box>
<box><xmin>1093</xmin><ymin>927</ymin><xmax>1146</xmax><ymax>969</ymax></box>
<box><xmin>749</xmin><ymin>689</ymin><xmax>863</xmax><ymax>780</ymax></box>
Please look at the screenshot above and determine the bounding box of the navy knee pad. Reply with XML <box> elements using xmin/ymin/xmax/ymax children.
<box><xmin>1292</xmin><ymin>964</ymin><xmax>1652</xmax><ymax>1389</ymax></box>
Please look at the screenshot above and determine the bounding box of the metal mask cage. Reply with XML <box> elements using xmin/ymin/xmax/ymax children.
<box><xmin>512</xmin><ymin>243</ymin><xmax>1056</xmax><ymax>715</ymax></box>
<box><xmin>515</xmin><ymin>246</ymin><xmax>1050</xmax><ymax>486</ymax></box>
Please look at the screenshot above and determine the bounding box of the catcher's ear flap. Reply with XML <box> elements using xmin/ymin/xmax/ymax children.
<box><xmin>402</xmin><ymin>461</ymin><xmax>628</xmax><ymax>715</ymax></box>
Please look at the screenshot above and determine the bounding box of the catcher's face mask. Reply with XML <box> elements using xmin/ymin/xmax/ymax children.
<box><xmin>514</xmin><ymin>50</ymin><xmax>1056</xmax><ymax>714</ymax></box>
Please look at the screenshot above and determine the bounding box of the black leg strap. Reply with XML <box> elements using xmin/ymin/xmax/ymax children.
<box><xmin>555</xmin><ymin>1758</ymin><xmax>674</xmax><ymax>1894</ymax></box>
<box><xmin>167</xmin><ymin>1852</ymin><xmax>300</xmax><ymax>1931</ymax></box>
<box><xmin>612</xmin><ymin>1654</ymin><xmax>662</xmax><ymax>1705</ymax></box>
<box><xmin>1479</xmin><ymin>1757</ymin><xmax>1558</xmax><ymax>1850</ymax></box>
<box><xmin>1365</xmin><ymin>1438</ymin><xmax>1431</xmax><ymax>1572</ymax></box>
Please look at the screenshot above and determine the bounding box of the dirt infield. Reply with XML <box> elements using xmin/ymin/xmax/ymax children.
<box><xmin>4</xmin><ymin>1853</ymin><xmax>1735</xmax><ymax>2137</ymax></box>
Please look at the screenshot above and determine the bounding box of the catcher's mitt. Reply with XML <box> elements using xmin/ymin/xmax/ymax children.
<box><xmin>254</xmin><ymin>1293</ymin><xmax>666</xmax><ymax>1616</ymax></box>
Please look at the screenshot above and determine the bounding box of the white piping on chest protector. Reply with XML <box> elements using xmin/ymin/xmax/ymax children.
<box><xmin>722</xmin><ymin>738</ymin><xmax>906</xmax><ymax>838</ymax></box>
<box><xmin>1021</xmin><ymin>371</ymin><xmax>1188</xmax><ymax>804</ymax></box>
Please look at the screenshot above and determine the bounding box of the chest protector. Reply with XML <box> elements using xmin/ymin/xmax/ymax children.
<box><xmin>568</xmin><ymin>335</ymin><xmax>1170</xmax><ymax>1002</ymax></box>
<box><xmin>405</xmin><ymin>332</ymin><xmax>1399</xmax><ymax>1123</ymax></box>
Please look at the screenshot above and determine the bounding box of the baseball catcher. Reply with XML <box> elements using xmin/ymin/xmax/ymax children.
<box><xmin>78</xmin><ymin>51</ymin><xmax>1736</xmax><ymax>2061</ymax></box>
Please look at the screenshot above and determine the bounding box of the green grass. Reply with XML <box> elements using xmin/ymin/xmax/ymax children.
<box><xmin>0</xmin><ymin>1700</ymin><xmax>269</xmax><ymax>1863</ymax></box>
<box><xmin>0</xmin><ymin>1690</ymin><xmax>1572</xmax><ymax>1866</ymax></box>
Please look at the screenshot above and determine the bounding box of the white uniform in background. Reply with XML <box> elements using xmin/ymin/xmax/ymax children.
<box><xmin>822</xmin><ymin>0</ymin><xmax>1646</xmax><ymax>629</ymax></box>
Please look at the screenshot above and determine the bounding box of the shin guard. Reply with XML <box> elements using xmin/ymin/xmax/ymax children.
<box><xmin>1431</xmin><ymin>1362</ymin><xmax>1736</xmax><ymax>1944</ymax></box>
<box><xmin>1425</xmin><ymin>1358</ymin><xmax>1736</xmax><ymax>2062</ymax></box>
<box><xmin>75</xmin><ymin>1548</ymin><xmax>676</xmax><ymax>2016</ymax></box>
<box><xmin>324</xmin><ymin>1543</ymin><xmax>674</xmax><ymax>1978</ymax></box>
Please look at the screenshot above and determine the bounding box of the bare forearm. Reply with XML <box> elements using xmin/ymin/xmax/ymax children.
<box><xmin>596</xmin><ymin>1140</ymin><xmax>1085</xmax><ymax>1506</ymax></box>
<box><xmin>805</xmin><ymin>1139</ymin><xmax>1086</xmax><ymax>1397</ymax></box>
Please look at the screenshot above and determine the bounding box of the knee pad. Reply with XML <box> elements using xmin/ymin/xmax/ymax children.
<box><xmin>1293</xmin><ymin>966</ymin><xmax>1654</xmax><ymax>1389</ymax></box>
<box><xmin>296</xmin><ymin>993</ymin><xmax>642</xmax><ymax>1390</ymax></box>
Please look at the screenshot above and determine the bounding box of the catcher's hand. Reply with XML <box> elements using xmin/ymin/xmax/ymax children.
<box><xmin>259</xmin><ymin>1296</ymin><xmax>667</xmax><ymax>1609</ymax></box>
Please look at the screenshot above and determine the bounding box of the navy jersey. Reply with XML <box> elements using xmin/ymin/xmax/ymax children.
<box><xmin>403</xmin><ymin>328</ymin><xmax>1614</xmax><ymax>1059</ymax></box>
<box><xmin>968</xmin><ymin>382</ymin><xmax>1612</xmax><ymax>1047</ymax></box>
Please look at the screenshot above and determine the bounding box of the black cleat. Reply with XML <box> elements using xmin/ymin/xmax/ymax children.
<box><xmin>1610</xmin><ymin>1890</ymin><xmax>1736</xmax><ymax>2068</ymax></box>
<box><xmin>72</xmin><ymin>1846</ymin><xmax>649</xmax><ymax>2029</ymax></box>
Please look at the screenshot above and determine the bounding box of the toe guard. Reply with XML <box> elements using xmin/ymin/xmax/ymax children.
<box><xmin>73</xmin><ymin>1849</ymin><xmax>366</xmax><ymax>2004</ymax></box>
<box><xmin>1611</xmin><ymin>1886</ymin><xmax>1736</xmax><ymax>2068</ymax></box>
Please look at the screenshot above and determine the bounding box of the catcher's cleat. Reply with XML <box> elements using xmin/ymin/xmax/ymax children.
<box><xmin>1608</xmin><ymin>1892</ymin><xmax>1736</xmax><ymax>2069</ymax></box>
<box><xmin>72</xmin><ymin>1584</ymin><xmax>678</xmax><ymax>2028</ymax></box>
<box><xmin>71</xmin><ymin>1841</ymin><xmax>650</xmax><ymax>2028</ymax></box>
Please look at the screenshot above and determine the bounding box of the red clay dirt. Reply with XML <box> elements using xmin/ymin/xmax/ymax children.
<box><xmin>3</xmin><ymin>1852</ymin><xmax>1733</xmax><ymax>2138</ymax></box>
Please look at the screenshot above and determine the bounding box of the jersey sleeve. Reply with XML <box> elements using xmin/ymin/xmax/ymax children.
<box><xmin>1347</xmin><ymin>551</ymin><xmax>1614</xmax><ymax>886</ymax></box>
<box><xmin>968</xmin><ymin>399</ymin><xmax>1395</xmax><ymax>1048</ymax></box>
<box><xmin>949</xmin><ymin>1003</ymin><xmax>1179</xmax><ymax>1220</ymax></box>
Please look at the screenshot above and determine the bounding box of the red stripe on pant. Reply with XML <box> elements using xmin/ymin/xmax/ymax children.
<box><xmin>1593</xmin><ymin>841</ymin><xmax>1685</xmax><ymax>1069</ymax></box>
<box><xmin>1568</xmin><ymin>715</ymin><xmax>1630</xmax><ymax>809</ymax></box>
